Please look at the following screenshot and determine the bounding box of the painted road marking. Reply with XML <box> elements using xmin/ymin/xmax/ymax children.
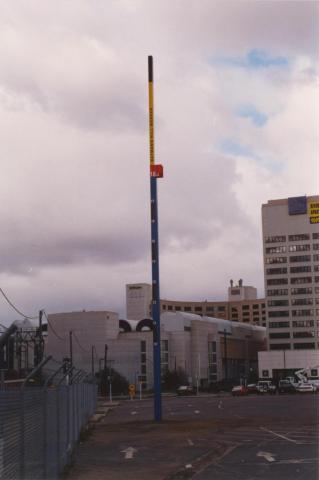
<box><xmin>194</xmin><ymin>410</ymin><xmax>200</xmax><ymax>414</ymax></box>
<box><xmin>121</xmin><ymin>447</ymin><xmax>137</xmax><ymax>460</ymax></box>
<box><xmin>187</xmin><ymin>438</ymin><xmax>194</xmax><ymax>446</ymax></box>
<box><xmin>257</xmin><ymin>451</ymin><xmax>276</xmax><ymax>462</ymax></box>
<box><xmin>260</xmin><ymin>427</ymin><xmax>299</xmax><ymax>444</ymax></box>
<box><xmin>131</xmin><ymin>411</ymin><xmax>138</xmax><ymax>415</ymax></box>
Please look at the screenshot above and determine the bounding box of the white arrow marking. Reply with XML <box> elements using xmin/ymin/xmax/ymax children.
<box><xmin>218</xmin><ymin>401</ymin><xmax>223</xmax><ymax>410</ymax></box>
<box><xmin>121</xmin><ymin>447</ymin><xmax>137</xmax><ymax>460</ymax></box>
<box><xmin>187</xmin><ymin>438</ymin><xmax>194</xmax><ymax>446</ymax></box>
<box><xmin>194</xmin><ymin>410</ymin><xmax>200</xmax><ymax>414</ymax></box>
<box><xmin>257</xmin><ymin>451</ymin><xmax>276</xmax><ymax>462</ymax></box>
<box><xmin>131</xmin><ymin>411</ymin><xmax>138</xmax><ymax>415</ymax></box>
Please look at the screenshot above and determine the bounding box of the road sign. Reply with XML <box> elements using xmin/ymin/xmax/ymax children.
<box><xmin>128</xmin><ymin>384</ymin><xmax>135</xmax><ymax>395</ymax></box>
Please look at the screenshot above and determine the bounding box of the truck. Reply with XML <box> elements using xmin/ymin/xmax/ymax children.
<box><xmin>256</xmin><ymin>380</ymin><xmax>277</xmax><ymax>394</ymax></box>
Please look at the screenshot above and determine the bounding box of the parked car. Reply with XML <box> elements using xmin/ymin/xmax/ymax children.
<box><xmin>278</xmin><ymin>379</ymin><xmax>296</xmax><ymax>394</ymax></box>
<box><xmin>256</xmin><ymin>381</ymin><xmax>277</xmax><ymax>394</ymax></box>
<box><xmin>295</xmin><ymin>383</ymin><xmax>316</xmax><ymax>394</ymax></box>
<box><xmin>246</xmin><ymin>383</ymin><xmax>258</xmax><ymax>394</ymax></box>
<box><xmin>231</xmin><ymin>385</ymin><xmax>247</xmax><ymax>396</ymax></box>
<box><xmin>177</xmin><ymin>385</ymin><xmax>196</xmax><ymax>396</ymax></box>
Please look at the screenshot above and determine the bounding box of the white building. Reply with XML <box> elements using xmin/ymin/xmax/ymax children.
<box><xmin>259</xmin><ymin>195</ymin><xmax>319</xmax><ymax>379</ymax></box>
<box><xmin>126</xmin><ymin>283</ymin><xmax>152</xmax><ymax>320</ymax></box>
<box><xmin>46</xmin><ymin>310</ymin><xmax>266</xmax><ymax>390</ymax></box>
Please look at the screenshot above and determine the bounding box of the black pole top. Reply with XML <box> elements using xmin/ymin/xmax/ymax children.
<box><xmin>148</xmin><ymin>56</ymin><xmax>153</xmax><ymax>82</ymax></box>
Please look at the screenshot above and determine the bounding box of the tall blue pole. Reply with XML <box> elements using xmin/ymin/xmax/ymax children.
<box><xmin>148</xmin><ymin>55</ymin><xmax>163</xmax><ymax>422</ymax></box>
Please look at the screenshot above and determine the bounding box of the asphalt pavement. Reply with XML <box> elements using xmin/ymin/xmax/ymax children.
<box><xmin>66</xmin><ymin>393</ymin><xmax>319</xmax><ymax>480</ymax></box>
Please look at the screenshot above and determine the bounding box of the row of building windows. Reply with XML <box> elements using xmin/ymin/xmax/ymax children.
<box><xmin>267</xmin><ymin>287</ymin><xmax>319</xmax><ymax>296</ymax></box>
<box><xmin>269</xmin><ymin>298</ymin><xmax>319</xmax><ymax>306</ymax></box>
<box><xmin>269</xmin><ymin>331</ymin><xmax>319</xmax><ymax>339</ymax></box>
<box><xmin>266</xmin><ymin>245</ymin><xmax>319</xmax><ymax>254</ymax></box>
<box><xmin>268</xmin><ymin>309</ymin><xmax>319</xmax><ymax>317</ymax></box>
<box><xmin>266</xmin><ymin>255</ymin><xmax>319</xmax><ymax>264</ymax></box>
<box><xmin>267</xmin><ymin>277</ymin><xmax>319</xmax><ymax>286</ymax></box>
<box><xmin>266</xmin><ymin>266</ymin><xmax>315</xmax><ymax>275</ymax></box>
<box><xmin>265</xmin><ymin>233</ymin><xmax>319</xmax><ymax>243</ymax></box>
<box><xmin>269</xmin><ymin>343</ymin><xmax>318</xmax><ymax>350</ymax></box>
<box><xmin>269</xmin><ymin>320</ymin><xmax>319</xmax><ymax>328</ymax></box>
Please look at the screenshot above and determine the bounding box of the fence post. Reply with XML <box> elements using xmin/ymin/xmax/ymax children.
<box><xmin>43</xmin><ymin>388</ymin><xmax>47</xmax><ymax>478</ymax></box>
<box><xmin>19</xmin><ymin>389</ymin><xmax>25</xmax><ymax>479</ymax></box>
<box><xmin>56</xmin><ymin>388</ymin><xmax>60</xmax><ymax>475</ymax></box>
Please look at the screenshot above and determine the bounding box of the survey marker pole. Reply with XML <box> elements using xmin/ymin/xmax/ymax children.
<box><xmin>148</xmin><ymin>55</ymin><xmax>163</xmax><ymax>422</ymax></box>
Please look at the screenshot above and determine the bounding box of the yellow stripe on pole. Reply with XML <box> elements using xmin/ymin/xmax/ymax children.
<box><xmin>148</xmin><ymin>80</ymin><xmax>154</xmax><ymax>165</ymax></box>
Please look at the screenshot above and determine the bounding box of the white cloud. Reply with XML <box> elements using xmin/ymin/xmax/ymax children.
<box><xmin>0</xmin><ymin>1</ymin><xmax>318</xmax><ymax>324</ymax></box>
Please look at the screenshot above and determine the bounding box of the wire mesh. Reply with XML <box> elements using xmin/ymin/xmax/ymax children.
<box><xmin>0</xmin><ymin>371</ymin><xmax>97</xmax><ymax>479</ymax></box>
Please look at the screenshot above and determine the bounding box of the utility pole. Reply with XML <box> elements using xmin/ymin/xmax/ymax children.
<box><xmin>148</xmin><ymin>55</ymin><xmax>164</xmax><ymax>422</ymax></box>
<box><xmin>224</xmin><ymin>329</ymin><xmax>228</xmax><ymax>380</ymax></box>
<box><xmin>69</xmin><ymin>331</ymin><xmax>73</xmax><ymax>383</ymax></box>
<box><xmin>91</xmin><ymin>345</ymin><xmax>95</xmax><ymax>376</ymax></box>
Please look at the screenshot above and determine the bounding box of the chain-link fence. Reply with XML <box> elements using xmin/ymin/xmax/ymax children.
<box><xmin>0</xmin><ymin>358</ymin><xmax>98</xmax><ymax>479</ymax></box>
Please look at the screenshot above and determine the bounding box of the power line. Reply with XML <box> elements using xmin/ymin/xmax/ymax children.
<box><xmin>43</xmin><ymin>311</ymin><xmax>67</xmax><ymax>342</ymax></box>
<box><xmin>0</xmin><ymin>288</ymin><xmax>38</xmax><ymax>320</ymax></box>
<box><xmin>73</xmin><ymin>331</ymin><xmax>89</xmax><ymax>353</ymax></box>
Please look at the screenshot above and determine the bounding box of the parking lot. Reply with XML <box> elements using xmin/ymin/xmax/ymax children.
<box><xmin>67</xmin><ymin>393</ymin><xmax>319</xmax><ymax>480</ymax></box>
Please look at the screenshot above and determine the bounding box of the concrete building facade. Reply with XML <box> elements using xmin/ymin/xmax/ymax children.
<box><xmin>262</xmin><ymin>195</ymin><xmax>319</xmax><ymax>352</ymax></box>
<box><xmin>46</xmin><ymin>310</ymin><xmax>266</xmax><ymax>390</ymax></box>
<box><xmin>126</xmin><ymin>281</ymin><xmax>266</xmax><ymax>327</ymax></box>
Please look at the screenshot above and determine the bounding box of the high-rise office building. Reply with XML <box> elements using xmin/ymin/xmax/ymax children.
<box><xmin>262</xmin><ymin>195</ymin><xmax>319</xmax><ymax>352</ymax></box>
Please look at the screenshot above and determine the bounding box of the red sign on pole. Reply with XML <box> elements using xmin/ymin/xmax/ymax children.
<box><xmin>150</xmin><ymin>164</ymin><xmax>164</xmax><ymax>178</ymax></box>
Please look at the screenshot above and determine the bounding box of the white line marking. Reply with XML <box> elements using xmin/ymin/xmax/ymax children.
<box><xmin>257</xmin><ymin>451</ymin><xmax>276</xmax><ymax>462</ymax></box>
<box><xmin>194</xmin><ymin>410</ymin><xmax>200</xmax><ymax>414</ymax></box>
<box><xmin>121</xmin><ymin>447</ymin><xmax>137</xmax><ymax>460</ymax></box>
<box><xmin>187</xmin><ymin>438</ymin><xmax>194</xmax><ymax>446</ymax></box>
<box><xmin>260</xmin><ymin>427</ymin><xmax>299</xmax><ymax>444</ymax></box>
<box><xmin>131</xmin><ymin>411</ymin><xmax>138</xmax><ymax>415</ymax></box>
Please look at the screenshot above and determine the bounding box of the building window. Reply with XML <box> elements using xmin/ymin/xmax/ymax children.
<box><xmin>289</xmin><ymin>244</ymin><xmax>310</xmax><ymax>252</ymax></box>
<box><xmin>269</xmin><ymin>332</ymin><xmax>290</xmax><ymax>339</ymax></box>
<box><xmin>208</xmin><ymin>341</ymin><xmax>217</xmax><ymax>382</ymax></box>
<box><xmin>293</xmin><ymin>331</ymin><xmax>315</xmax><ymax>338</ymax></box>
<box><xmin>184</xmin><ymin>306</ymin><xmax>192</xmax><ymax>312</ymax></box>
<box><xmin>290</xmin><ymin>255</ymin><xmax>311</xmax><ymax>263</ymax></box>
<box><xmin>290</xmin><ymin>266</ymin><xmax>312</xmax><ymax>273</ymax></box>
<box><xmin>194</xmin><ymin>306</ymin><xmax>202</xmax><ymax>312</ymax></box>
<box><xmin>267</xmin><ymin>278</ymin><xmax>288</xmax><ymax>286</ymax></box>
<box><xmin>266</xmin><ymin>246</ymin><xmax>287</xmax><ymax>254</ymax></box>
<box><xmin>311</xmin><ymin>369</ymin><xmax>318</xmax><ymax>376</ymax></box>
<box><xmin>292</xmin><ymin>309</ymin><xmax>313</xmax><ymax>316</ymax></box>
<box><xmin>231</xmin><ymin>289</ymin><xmax>240</xmax><ymax>295</ymax></box>
<box><xmin>288</xmin><ymin>234</ymin><xmax>310</xmax><ymax>241</ymax></box>
<box><xmin>291</xmin><ymin>287</ymin><xmax>312</xmax><ymax>295</ymax></box>
<box><xmin>206</xmin><ymin>306</ymin><xmax>214</xmax><ymax>312</ymax></box>
<box><xmin>267</xmin><ymin>289</ymin><xmax>289</xmax><ymax>296</ymax></box>
<box><xmin>313</xmin><ymin>233</ymin><xmax>319</xmax><ymax>239</ymax></box>
<box><xmin>313</xmin><ymin>255</ymin><xmax>319</xmax><ymax>262</ymax></box>
<box><xmin>293</xmin><ymin>343</ymin><xmax>315</xmax><ymax>349</ymax></box>
<box><xmin>266</xmin><ymin>267</ymin><xmax>288</xmax><ymax>275</ymax></box>
<box><xmin>269</xmin><ymin>321</ymin><xmax>290</xmax><ymax>328</ymax></box>
<box><xmin>162</xmin><ymin>305</ymin><xmax>166</xmax><ymax>310</ymax></box>
<box><xmin>270</xmin><ymin>344</ymin><xmax>291</xmax><ymax>350</ymax></box>
<box><xmin>291</xmin><ymin>298</ymin><xmax>313</xmax><ymax>306</ymax></box>
<box><xmin>314</xmin><ymin>266</ymin><xmax>319</xmax><ymax>272</ymax></box>
<box><xmin>316</xmin><ymin>287</ymin><xmax>319</xmax><ymax>294</ymax></box>
<box><xmin>167</xmin><ymin>305</ymin><xmax>173</xmax><ymax>311</ymax></box>
<box><xmin>291</xmin><ymin>277</ymin><xmax>312</xmax><ymax>284</ymax></box>
<box><xmin>268</xmin><ymin>300</ymin><xmax>289</xmax><ymax>307</ymax></box>
<box><xmin>292</xmin><ymin>320</ymin><xmax>314</xmax><ymax>327</ymax></box>
<box><xmin>265</xmin><ymin>235</ymin><xmax>286</xmax><ymax>243</ymax></box>
<box><xmin>218</xmin><ymin>306</ymin><xmax>226</xmax><ymax>312</ymax></box>
<box><xmin>268</xmin><ymin>311</ymin><xmax>290</xmax><ymax>317</ymax></box>
<box><xmin>266</xmin><ymin>257</ymin><xmax>287</xmax><ymax>264</ymax></box>
<box><xmin>174</xmin><ymin>306</ymin><xmax>181</xmax><ymax>311</ymax></box>
<box><xmin>242</xmin><ymin>305</ymin><xmax>250</xmax><ymax>310</ymax></box>
<box><xmin>315</xmin><ymin>277</ymin><xmax>319</xmax><ymax>283</ymax></box>
<box><xmin>314</xmin><ymin>244</ymin><xmax>319</xmax><ymax>250</ymax></box>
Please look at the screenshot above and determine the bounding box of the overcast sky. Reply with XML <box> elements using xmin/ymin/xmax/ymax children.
<box><xmin>0</xmin><ymin>1</ymin><xmax>318</xmax><ymax>325</ymax></box>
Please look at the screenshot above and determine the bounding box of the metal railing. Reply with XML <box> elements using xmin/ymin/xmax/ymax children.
<box><xmin>0</xmin><ymin>357</ymin><xmax>98</xmax><ymax>479</ymax></box>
